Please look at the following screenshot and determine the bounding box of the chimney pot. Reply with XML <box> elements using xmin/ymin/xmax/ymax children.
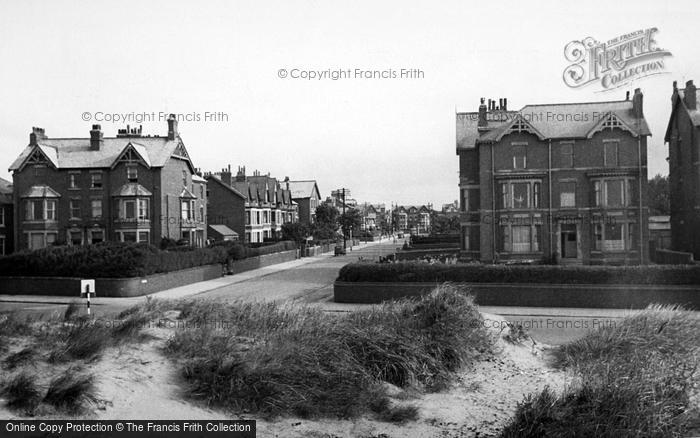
<box><xmin>684</xmin><ymin>80</ymin><xmax>697</xmax><ymax>110</ymax></box>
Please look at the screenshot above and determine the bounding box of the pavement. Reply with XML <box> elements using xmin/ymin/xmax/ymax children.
<box><xmin>0</xmin><ymin>237</ymin><xmax>658</xmax><ymax>344</ymax></box>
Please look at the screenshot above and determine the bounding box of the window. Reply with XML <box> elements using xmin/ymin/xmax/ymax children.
<box><xmin>26</xmin><ymin>231</ymin><xmax>58</xmax><ymax>250</ymax></box>
<box><xmin>182</xmin><ymin>170</ymin><xmax>187</xmax><ymax>186</ymax></box>
<box><xmin>25</xmin><ymin>199</ymin><xmax>57</xmax><ymax>221</ymax></box>
<box><xmin>199</xmin><ymin>206</ymin><xmax>204</xmax><ymax>222</ymax></box>
<box><xmin>604</xmin><ymin>223</ymin><xmax>624</xmax><ymax>251</ymax></box>
<box><xmin>560</xmin><ymin>182</ymin><xmax>576</xmax><ymax>207</ymax></box>
<box><xmin>0</xmin><ymin>207</ymin><xmax>4</xmax><ymax>227</ymax></box>
<box><xmin>69</xmin><ymin>231</ymin><xmax>82</xmax><ymax>246</ymax></box>
<box><xmin>91</xmin><ymin>200</ymin><xmax>102</xmax><ymax>218</ymax></box>
<box><xmin>500</xmin><ymin>183</ymin><xmax>509</xmax><ymax>209</ymax></box>
<box><xmin>594</xmin><ymin>181</ymin><xmax>602</xmax><ymax>206</ymax></box>
<box><xmin>138</xmin><ymin>199</ymin><xmax>149</xmax><ymax>220</ymax></box>
<box><xmin>605</xmin><ymin>180</ymin><xmax>624</xmax><ymax>207</ymax></box>
<box><xmin>70</xmin><ymin>200</ymin><xmax>81</xmax><ymax>219</ymax></box>
<box><xmin>138</xmin><ymin>232</ymin><xmax>149</xmax><ymax>243</ymax></box>
<box><xmin>127</xmin><ymin>167</ymin><xmax>138</xmax><ymax>181</ymax></box>
<box><xmin>461</xmin><ymin>189</ymin><xmax>468</xmax><ymax>212</ymax></box>
<box><xmin>512</xmin><ymin>183</ymin><xmax>529</xmax><ymax>209</ymax></box>
<box><xmin>246</xmin><ymin>211</ymin><xmax>251</xmax><ymax>225</ymax></box>
<box><xmin>604</xmin><ymin>142</ymin><xmax>619</xmax><ymax>167</ymax></box>
<box><xmin>200</xmin><ymin>185</ymin><xmax>204</xmax><ymax>199</ymax></box>
<box><xmin>124</xmin><ymin>200</ymin><xmax>136</xmax><ymax>219</ymax></box>
<box><xmin>256</xmin><ymin>211</ymin><xmax>261</xmax><ymax>224</ymax></box>
<box><xmin>560</xmin><ymin>142</ymin><xmax>574</xmax><ymax>167</ymax></box>
<box><xmin>91</xmin><ymin>173</ymin><xmax>102</xmax><ymax>188</ymax></box>
<box><xmin>69</xmin><ymin>173</ymin><xmax>79</xmax><ymax>189</ymax></box>
<box><xmin>513</xmin><ymin>145</ymin><xmax>527</xmax><ymax>169</ymax></box>
<box><xmin>118</xmin><ymin>230</ymin><xmax>149</xmax><ymax>243</ymax></box>
<box><xmin>122</xmin><ymin>231</ymin><xmax>137</xmax><ymax>243</ymax></box>
<box><xmin>0</xmin><ymin>236</ymin><xmax>5</xmax><ymax>255</ymax></box>
<box><xmin>181</xmin><ymin>201</ymin><xmax>191</xmax><ymax>221</ymax></box>
<box><xmin>533</xmin><ymin>183</ymin><xmax>541</xmax><ymax>208</ymax></box>
<box><xmin>89</xmin><ymin>230</ymin><xmax>104</xmax><ymax>244</ymax></box>
<box><xmin>512</xmin><ymin>226</ymin><xmax>531</xmax><ymax>253</ymax></box>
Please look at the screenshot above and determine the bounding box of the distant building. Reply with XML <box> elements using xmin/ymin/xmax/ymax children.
<box><xmin>665</xmin><ymin>80</ymin><xmax>700</xmax><ymax>259</ymax></box>
<box><xmin>358</xmin><ymin>203</ymin><xmax>389</xmax><ymax>233</ymax></box>
<box><xmin>287</xmin><ymin>180</ymin><xmax>321</xmax><ymax>224</ymax></box>
<box><xmin>441</xmin><ymin>201</ymin><xmax>460</xmax><ymax>217</ymax></box>
<box><xmin>649</xmin><ymin>215</ymin><xmax>671</xmax><ymax>251</ymax></box>
<box><xmin>0</xmin><ymin>177</ymin><xmax>14</xmax><ymax>255</ymax></box>
<box><xmin>8</xmin><ymin>117</ymin><xmax>207</xmax><ymax>250</ymax></box>
<box><xmin>207</xmin><ymin>166</ymin><xmax>297</xmax><ymax>244</ymax></box>
<box><xmin>456</xmin><ymin>91</ymin><xmax>650</xmax><ymax>264</ymax></box>
<box><xmin>393</xmin><ymin>205</ymin><xmax>431</xmax><ymax>234</ymax></box>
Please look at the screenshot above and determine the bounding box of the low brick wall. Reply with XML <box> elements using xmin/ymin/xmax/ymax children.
<box><xmin>0</xmin><ymin>264</ymin><xmax>224</xmax><ymax>298</ymax></box>
<box><xmin>227</xmin><ymin>249</ymin><xmax>300</xmax><ymax>274</ymax></box>
<box><xmin>334</xmin><ymin>281</ymin><xmax>700</xmax><ymax>309</ymax></box>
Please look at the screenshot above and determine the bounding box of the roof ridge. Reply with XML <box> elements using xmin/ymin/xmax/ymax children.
<box><xmin>520</xmin><ymin>99</ymin><xmax>630</xmax><ymax>108</ymax></box>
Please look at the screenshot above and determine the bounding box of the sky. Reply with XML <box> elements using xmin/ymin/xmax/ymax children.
<box><xmin>0</xmin><ymin>0</ymin><xmax>697</xmax><ymax>207</ymax></box>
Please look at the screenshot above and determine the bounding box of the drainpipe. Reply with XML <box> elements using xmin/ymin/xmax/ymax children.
<box><xmin>548</xmin><ymin>139</ymin><xmax>553</xmax><ymax>261</ymax></box>
<box><xmin>491</xmin><ymin>143</ymin><xmax>496</xmax><ymax>263</ymax></box>
<box><xmin>638</xmin><ymin>134</ymin><xmax>644</xmax><ymax>264</ymax></box>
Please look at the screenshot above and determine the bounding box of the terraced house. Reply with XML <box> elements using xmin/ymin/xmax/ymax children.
<box><xmin>456</xmin><ymin>91</ymin><xmax>650</xmax><ymax>264</ymax></box>
<box><xmin>8</xmin><ymin>116</ymin><xmax>207</xmax><ymax>249</ymax></box>
<box><xmin>392</xmin><ymin>205</ymin><xmax>432</xmax><ymax>234</ymax></box>
<box><xmin>207</xmin><ymin>166</ymin><xmax>297</xmax><ymax>243</ymax></box>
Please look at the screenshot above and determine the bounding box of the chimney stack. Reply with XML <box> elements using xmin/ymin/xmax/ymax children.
<box><xmin>684</xmin><ymin>80</ymin><xmax>697</xmax><ymax>110</ymax></box>
<box><xmin>167</xmin><ymin>114</ymin><xmax>178</xmax><ymax>140</ymax></box>
<box><xmin>90</xmin><ymin>125</ymin><xmax>103</xmax><ymax>150</ymax></box>
<box><xmin>220</xmin><ymin>165</ymin><xmax>232</xmax><ymax>186</ymax></box>
<box><xmin>632</xmin><ymin>88</ymin><xmax>644</xmax><ymax>119</ymax></box>
<box><xmin>29</xmin><ymin>127</ymin><xmax>46</xmax><ymax>146</ymax></box>
<box><xmin>503</xmin><ymin>98</ymin><xmax>507</xmax><ymax>111</ymax></box>
<box><xmin>478</xmin><ymin>98</ymin><xmax>487</xmax><ymax>128</ymax></box>
<box><xmin>236</xmin><ymin>165</ymin><xmax>246</xmax><ymax>182</ymax></box>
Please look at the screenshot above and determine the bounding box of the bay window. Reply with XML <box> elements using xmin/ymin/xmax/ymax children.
<box><xmin>25</xmin><ymin>199</ymin><xmax>57</xmax><ymax>221</ymax></box>
<box><xmin>499</xmin><ymin>180</ymin><xmax>542</xmax><ymax>210</ymax></box>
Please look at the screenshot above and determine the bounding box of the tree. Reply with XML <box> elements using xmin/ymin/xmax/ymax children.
<box><xmin>340</xmin><ymin>208</ymin><xmax>362</xmax><ymax>237</ymax></box>
<box><xmin>648</xmin><ymin>174</ymin><xmax>670</xmax><ymax>215</ymax></box>
<box><xmin>282</xmin><ymin>222</ymin><xmax>310</xmax><ymax>243</ymax></box>
<box><xmin>312</xmin><ymin>204</ymin><xmax>340</xmax><ymax>240</ymax></box>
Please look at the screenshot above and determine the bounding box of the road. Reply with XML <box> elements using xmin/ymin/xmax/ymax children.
<box><xmin>0</xmin><ymin>239</ymin><xmax>637</xmax><ymax>345</ymax></box>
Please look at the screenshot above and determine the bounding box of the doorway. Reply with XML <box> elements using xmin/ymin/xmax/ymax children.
<box><xmin>560</xmin><ymin>224</ymin><xmax>577</xmax><ymax>258</ymax></box>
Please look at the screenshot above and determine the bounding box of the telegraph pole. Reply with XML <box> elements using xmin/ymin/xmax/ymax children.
<box><xmin>342</xmin><ymin>188</ymin><xmax>347</xmax><ymax>250</ymax></box>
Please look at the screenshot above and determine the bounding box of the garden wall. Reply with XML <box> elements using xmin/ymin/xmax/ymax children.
<box><xmin>333</xmin><ymin>281</ymin><xmax>700</xmax><ymax>309</ymax></box>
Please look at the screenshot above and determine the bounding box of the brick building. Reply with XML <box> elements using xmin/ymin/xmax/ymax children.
<box><xmin>456</xmin><ymin>91</ymin><xmax>650</xmax><ymax>264</ymax></box>
<box><xmin>665</xmin><ymin>80</ymin><xmax>700</xmax><ymax>259</ymax></box>
<box><xmin>392</xmin><ymin>205</ymin><xmax>431</xmax><ymax>234</ymax></box>
<box><xmin>287</xmin><ymin>180</ymin><xmax>321</xmax><ymax>224</ymax></box>
<box><xmin>0</xmin><ymin>177</ymin><xmax>14</xmax><ymax>255</ymax></box>
<box><xmin>207</xmin><ymin>166</ymin><xmax>297</xmax><ymax>244</ymax></box>
<box><xmin>8</xmin><ymin>117</ymin><xmax>207</xmax><ymax>250</ymax></box>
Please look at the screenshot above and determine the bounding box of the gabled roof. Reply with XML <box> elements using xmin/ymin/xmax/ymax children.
<box><xmin>179</xmin><ymin>187</ymin><xmax>196</xmax><ymax>199</ymax></box>
<box><xmin>205</xmin><ymin>175</ymin><xmax>246</xmax><ymax>200</ymax></box>
<box><xmin>111</xmin><ymin>143</ymin><xmax>152</xmax><ymax>169</ymax></box>
<box><xmin>0</xmin><ymin>177</ymin><xmax>12</xmax><ymax>196</ymax></box>
<box><xmin>112</xmin><ymin>183</ymin><xmax>152</xmax><ymax>197</ymax></box>
<box><xmin>288</xmin><ymin>180</ymin><xmax>320</xmax><ymax>200</ymax></box>
<box><xmin>457</xmin><ymin>98</ymin><xmax>651</xmax><ymax>150</ymax></box>
<box><xmin>9</xmin><ymin>134</ymin><xmax>194</xmax><ymax>172</ymax></box>
<box><xmin>664</xmin><ymin>86</ymin><xmax>700</xmax><ymax>142</ymax></box>
<box><xmin>21</xmin><ymin>185</ymin><xmax>61</xmax><ymax>198</ymax></box>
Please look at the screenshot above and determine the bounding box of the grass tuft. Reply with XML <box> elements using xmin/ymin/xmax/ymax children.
<box><xmin>500</xmin><ymin>305</ymin><xmax>700</xmax><ymax>437</ymax></box>
<box><xmin>1</xmin><ymin>371</ymin><xmax>42</xmax><ymax>412</ymax></box>
<box><xmin>3</xmin><ymin>346</ymin><xmax>38</xmax><ymax>370</ymax></box>
<box><xmin>166</xmin><ymin>284</ymin><xmax>493</xmax><ymax>420</ymax></box>
<box><xmin>43</xmin><ymin>368</ymin><xmax>97</xmax><ymax>412</ymax></box>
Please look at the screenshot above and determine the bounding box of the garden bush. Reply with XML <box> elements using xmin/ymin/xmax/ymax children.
<box><xmin>337</xmin><ymin>262</ymin><xmax>700</xmax><ymax>285</ymax></box>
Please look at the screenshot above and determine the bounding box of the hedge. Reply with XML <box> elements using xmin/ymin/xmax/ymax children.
<box><xmin>410</xmin><ymin>234</ymin><xmax>460</xmax><ymax>245</ymax></box>
<box><xmin>0</xmin><ymin>240</ymin><xmax>298</xmax><ymax>279</ymax></box>
<box><xmin>337</xmin><ymin>262</ymin><xmax>700</xmax><ymax>285</ymax></box>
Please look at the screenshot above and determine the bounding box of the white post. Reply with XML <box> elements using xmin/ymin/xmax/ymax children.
<box><xmin>86</xmin><ymin>284</ymin><xmax>91</xmax><ymax>316</ymax></box>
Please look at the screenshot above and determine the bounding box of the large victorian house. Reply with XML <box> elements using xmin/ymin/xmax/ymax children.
<box><xmin>456</xmin><ymin>91</ymin><xmax>650</xmax><ymax>264</ymax></box>
<box><xmin>8</xmin><ymin>116</ymin><xmax>207</xmax><ymax>249</ymax></box>
<box><xmin>665</xmin><ymin>80</ymin><xmax>700</xmax><ymax>259</ymax></box>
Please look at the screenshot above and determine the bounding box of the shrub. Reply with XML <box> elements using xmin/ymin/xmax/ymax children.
<box><xmin>337</xmin><ymin>262</ymin><xmax>700</xmax><ymax>285</ymax></box>
<box><xmin>166</xmin><ymin>285</ymin><xmax>493</xmax><ymax>419</ymax></box>
<box><xmin>500</xmin><ymin>305</ymin><xmax>700</xmax><ymax>437</ymax></box>
<box><xmin>43</xmin><ymin>368</ymin><xmax>97</xmax><ymax>412</ymax></box>
<box><xmin>1</xmin><ymin>371</ymin><xmax>42</xmax><ymax>412</ymax></box>
<box><xmin>0</xmin><ymin>242</ymin><xmax>228</xmax><ymax>278</ymax></box>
